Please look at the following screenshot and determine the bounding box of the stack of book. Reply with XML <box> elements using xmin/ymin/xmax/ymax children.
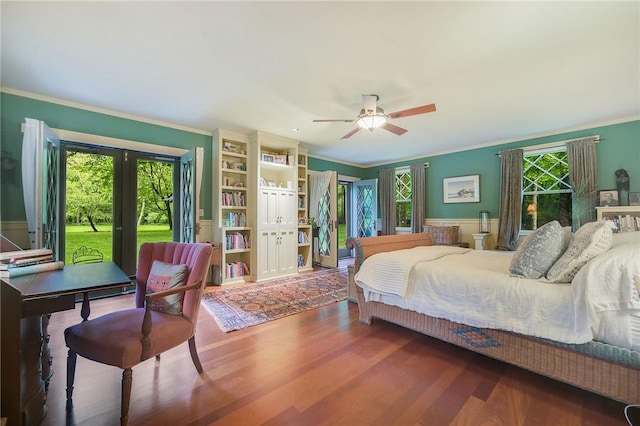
<box><xmin>0</xmin><ymin>248</ymin><xmax>64</xmax><ymax>278</ymax></box>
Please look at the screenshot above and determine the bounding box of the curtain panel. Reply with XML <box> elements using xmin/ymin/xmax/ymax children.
<box><xmin>566</xmin><ymin>137</ymin><xmax>598</xmax><ymax>231</ymax></box>
<box><xmin>410</xmin><ymin>163</ymin><xmax>426</xmax><ymax>234</ymax></box>
<box><xmin>379</xmin><ymin>168</ymin><xmax>396</xmax><ymax>235</ymax></box>
<box><xmin>496</xmin><ymin>148</ymin><xmax>523</xmax><ymax>251</ymax></box>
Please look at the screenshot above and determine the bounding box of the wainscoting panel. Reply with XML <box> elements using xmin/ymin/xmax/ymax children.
<box><xmin>424</xmin><ymin>218</ymin><xmax>500</xmax><ymax>249</ymax></box>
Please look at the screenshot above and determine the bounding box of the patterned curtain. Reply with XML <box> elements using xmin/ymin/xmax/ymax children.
<box><xmin>496</xmin><ymin>148</ymin><xmax>523</xmax><ymax>251</ymax></box>
<box><xmin>566</xmin><ymin>137</ymin><xmax>598</xmax><ymax>230</ymax></box>
<box><xmin>410</xmin><ymin>163</ymin><xmax>426</xmax><ymax>234</ymax></box>
<box><xmin>379</xmin><ymin>168</ymin><xmax>396</xmax><ymax>235</ymax></box>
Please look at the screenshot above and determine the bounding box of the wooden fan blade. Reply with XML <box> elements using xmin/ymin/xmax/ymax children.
<box><xmin>381</xmin><ymin>122</ymin><xmax>408</xmax><ymax>136</ymax></box>
<box><xmin>312</xmin><ymin>119</ymin><xmax>354</xmax><ymax>123</ymax></box>
<box><xmin>341</xmin><ymin>127</ymin><xmax>361</xmax><ymax>139</ymax></box>
<box><xmin>387</xmin><ymin>103</ymin><xmax>436</xmax><ymax>119</ymax></box>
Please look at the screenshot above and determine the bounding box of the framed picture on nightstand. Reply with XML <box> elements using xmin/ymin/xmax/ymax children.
<box><xmin>599</xmin><ymin>189</ymin><xmax>619</xmax><ymax>207</ymax></box>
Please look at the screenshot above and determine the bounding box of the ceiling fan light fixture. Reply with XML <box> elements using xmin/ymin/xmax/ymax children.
<box><xmin>356</xmin><ymin>107</ymin><xmax>388</xmax><ymax>131</ymax></box>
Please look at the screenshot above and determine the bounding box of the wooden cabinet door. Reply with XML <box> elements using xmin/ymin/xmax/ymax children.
<box><xmin>257</xmin><ymin>229</ymin><xmax>279</xmax><ymax>279</ymax></box>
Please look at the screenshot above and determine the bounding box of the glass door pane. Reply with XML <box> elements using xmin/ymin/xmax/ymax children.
<box><xmin>64</xmin><ymin>151</ymin><xmax>114</xmax><ymax>265</ymax></box>
<box><xmin>136</xmin><ymin>159</ymin><xmax>174</xmax><ymax>256</ymax></box>
<box><xmin>317</xmin><ymin>171</ymin><xmax>337</xmax><ymax>268</ymax></box>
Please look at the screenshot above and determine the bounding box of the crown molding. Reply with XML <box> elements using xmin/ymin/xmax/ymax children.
<box><xmin>1</xmin><ymin>86</ymin><xmax>212</xmax><ymax>136</ymax></box>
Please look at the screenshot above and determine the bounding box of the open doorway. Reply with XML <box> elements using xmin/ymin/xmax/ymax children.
<box><xmin>337</xmin><ymin>180</ymin><xmax>351</xmax><ymax>259</ymax></box>
<box><xmin>62</xmin><ymin>144</ymin><xmax>178</xmax><ymax>277</ymax></box>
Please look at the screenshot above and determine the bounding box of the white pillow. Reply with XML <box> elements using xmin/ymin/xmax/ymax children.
<box><xmin>510</xmin><ymin>221</ymin><xmax>568</xmax><ymax>279</ymax></box>
<box><xmin>146</xmin><ymin>260</ymin><xmax>189</xmax><ymax>315</ymax></box>
<box><xmin>546</xmin><ymin>221</ymin><xmax>613</xmax><ymax>283</ymax></box>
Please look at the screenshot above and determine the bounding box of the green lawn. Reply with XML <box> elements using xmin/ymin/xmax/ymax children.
<box><xmin>65</xmin><ymin>224</ymin><xmax>172</xmax><ymax>263</ymax></box>
<box><xmin>338</xmin><ymin>223</ymin><xmax>347</xmax><ymax>247</ymax></box>
<box><xmin>66</xmin><ymin>223</ymin><xmax>348</xmax><ymax>263</ymax></box>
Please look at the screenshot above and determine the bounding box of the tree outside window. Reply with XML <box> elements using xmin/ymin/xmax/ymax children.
<box><xmin>521</xmin><ymin>148</ymin><xmax>572</xmax><ymax>231</ymax></box>
<box><xmin>395</xmin><ymin>169</ymin><xmax>411</xmax><ymax>228</ymax></box>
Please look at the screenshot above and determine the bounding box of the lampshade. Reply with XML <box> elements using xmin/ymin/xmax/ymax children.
<box><xmin>356</xmin><ymin>107</ymin><xmax>388</xmax><ymax>131</ymax></box>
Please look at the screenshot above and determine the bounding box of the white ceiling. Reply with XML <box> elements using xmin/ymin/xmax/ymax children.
<box><xmin>2</xmin><ymin>1</ymin><xmax>638</xmax><ymax>167</ymax></box>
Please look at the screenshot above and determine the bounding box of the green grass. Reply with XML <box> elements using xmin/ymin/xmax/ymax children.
<box><xmin>65</xmin><ymin>223</ymin><xmax>348</xmax><ymax>263</ymax></box>
<box><xmin>65</xmin><ymin>224</ymin><xmax>172</xmax><ymax>263</ymax></box>
<box><xmin>338</xmin><ymin>223</ymin><xmax>347</xmax><ymax>247</ymax></box>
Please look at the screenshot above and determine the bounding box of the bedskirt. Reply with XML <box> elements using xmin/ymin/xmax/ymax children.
<box><xmin>350</xmin><ymin>265</ymin><xmax>640</xmax><ymax>404</ymax></box>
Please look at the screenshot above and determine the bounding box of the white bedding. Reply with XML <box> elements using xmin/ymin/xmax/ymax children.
<box><xmin>354</xmin><ymin>243</ymin><xmax>640</xmax><ymax>349</ymax></box>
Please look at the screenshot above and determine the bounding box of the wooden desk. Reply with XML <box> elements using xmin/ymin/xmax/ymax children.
<box><xmin>1</xmin><ymin>262</ymin><xmax>131</xmax><ymax>426</ymax></box>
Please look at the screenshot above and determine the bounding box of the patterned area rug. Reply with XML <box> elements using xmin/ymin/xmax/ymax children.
<box><xmin>201</xmin><ymin>267</ymin><xmax>347</xmax><ymax>332</ymax></box>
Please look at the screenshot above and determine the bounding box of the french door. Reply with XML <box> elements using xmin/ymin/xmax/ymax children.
<box><xmin>311</xmin><ymin>170</ymin><xmax>338</xmax><ymax>268</ymax></box>
<box><xmin>21</xmin><ymin>119</ymin><xmax>61</xmax><ymax>255</ymax></box>
<box><xmin>22</xmin><ymin>118</ymin><xmax>199</xmax><ymax>277</ymax></box>
<box><xmin>352</xmin><ymin>179</ymin><xmax>378</xmax><ymax>238</ymax></box>
<box><xmin>62</xmin><ymin>145</ymin><xmax>184</xmax><ymax>275</ymax></box>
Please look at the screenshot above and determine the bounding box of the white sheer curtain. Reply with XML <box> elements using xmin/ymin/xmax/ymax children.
<box><xmin>309</xmin><ymin>170</ymin><xmax>333</xmax><ymax>223</ymax></box>
<box><xmin>22</xmin><ymin>118</ymin><xmax>40</xmax><ymax>249</ymax></box>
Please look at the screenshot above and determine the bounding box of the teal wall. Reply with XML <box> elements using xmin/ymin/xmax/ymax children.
<box><xmin>1</xmin><ymin>93</ymin><xmax>213</xmax><ymax>221</ymax></box>
<box><xmin>360</xmin><ymin>120</ymin><xmax>639</xmax><ymax>219</ymax></box>
<box><xmin>308</xmin><ymin>156</ymin><xmax>366</xmax><ymax>179</ymax></box>
<box><xmin>2</xmin><ymin>92</ymin><xmax>637</xmax><ymax>226</ymax></box>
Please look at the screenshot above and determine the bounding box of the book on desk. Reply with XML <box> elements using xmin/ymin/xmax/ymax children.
<box><xmin>0</xmin><ymin>248</ymin><xmax>64</xmax><ymax>278</ymax></box>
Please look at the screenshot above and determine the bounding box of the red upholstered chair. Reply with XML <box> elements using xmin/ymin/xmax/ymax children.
<box><xmin>64</xmin><ymin>242</ymin><xmax>212</xmax><ymax>425</ymax></box>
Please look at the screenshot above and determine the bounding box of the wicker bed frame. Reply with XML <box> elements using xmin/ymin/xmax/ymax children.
<box><xmin>346</xmin><ymin>234</ymin><xmax>640</xmax><ymax>404</ymax></box>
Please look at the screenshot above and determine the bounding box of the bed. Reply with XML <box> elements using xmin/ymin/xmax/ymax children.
<box><xmin>345</xmin><ymin>230</ymin><xmax>640</xmax><ymax>404</ymax></box>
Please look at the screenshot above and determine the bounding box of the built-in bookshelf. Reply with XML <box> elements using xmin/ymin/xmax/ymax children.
<box><xmin>596</xmin><ymin>206</ymin><xmax>640</xmax><ymax>233</ymax></box>
<box><xmin>297</xmin><ymin>150</ymin><xmax>312</xmax><ymax>271</ymax></box>
<box><xmin>249</xmin><ymin>131</ymin><xmax>300</xmax><ymax>281</ymax></box>
<box><xmin>213</xmin><ymin>129</ymin><xmax>252</xmax><ymax>284</ymax></box>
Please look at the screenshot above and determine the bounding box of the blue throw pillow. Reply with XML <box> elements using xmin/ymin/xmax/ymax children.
<box><xmin>509</xmin><ymin>220</ymin><xmax>569</xmax><ymax>279</ymax></box>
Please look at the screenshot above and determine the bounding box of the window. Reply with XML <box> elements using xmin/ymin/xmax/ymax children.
<box><xmin>521</xmin><ymin>147</ymin><xmax>572</xmax><ymax>231</ymax></box>
<box><xmin>395</xmin><ymin>168</ymin><xmax>411</xmax><ymax>228</ymax></box>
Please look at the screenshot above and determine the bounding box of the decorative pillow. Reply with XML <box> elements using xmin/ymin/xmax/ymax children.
<box><xmin>423</xmin><ymin>225</ymin><xmax>459</xmax><ymax>245</ymax></box>
<box><xmin>146</xmin><ymin>260</ymin><xmax>189</xmax><ymax>315</ymax></box>
<box><xmin>546</xmin><ymin>221</ymin><xmax>613</xmax><ymax>283</ymax></box>
<box><xmin>509</xmin><ymin>220</ymin><xmax>568</xmax><ymax>279</ymax></box>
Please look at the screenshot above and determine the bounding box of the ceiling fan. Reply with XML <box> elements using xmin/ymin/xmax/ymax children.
<box><xmin>313</xmin><ymin>94</ymin><xmax>436</xmax><ymax>139</ymax></box>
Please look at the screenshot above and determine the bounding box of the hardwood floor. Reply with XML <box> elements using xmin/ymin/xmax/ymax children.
<box><xmin>41</xmin><ymin>287</ymin><xmax>634</xmax><ymax>426</ymax></box>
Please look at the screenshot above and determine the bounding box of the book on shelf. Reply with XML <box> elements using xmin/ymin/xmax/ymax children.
<box><xmin>222</xmin><ymin>191</ymin><xmax>246</xmax><ymax>207</ymax></box>
<box><xmin>603</xmin><ymin>214</ymin><xmax>640</xmax><ymax>233</ymax></box>
<box><xmin>224</xmin><ymin>212</ymin><xmax>246</xmax><ymax>227</ymax></box>
<box><xmin>225</xmin><ymin>232</ymin><xmax>250</xmax><ymax>250</ymax></box>
<box><xmin>224</xmin><ymin>261</ymin><xmax>249</xmax><ymax>279</ymax></box>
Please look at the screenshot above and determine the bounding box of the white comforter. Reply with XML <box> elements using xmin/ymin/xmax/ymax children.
<box><xmin>354</xmin><ymin>244</ymin><xmax>640</xmax><ymax>347</ymax></box>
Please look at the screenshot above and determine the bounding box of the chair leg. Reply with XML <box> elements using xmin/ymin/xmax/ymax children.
<box><xmin>121</xmin><ymin>368</ymin><xmax>133</xmax><ymax>426</ymax></box>
<box><xmin>66</xmin><ymin>349</ymin><xmax>77</xmax><ymax>407</ymax></box>
<box><xmin>188</xmin><ymin>336</ymin><xmax>203</xmax><ymax>373</ymax></box>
